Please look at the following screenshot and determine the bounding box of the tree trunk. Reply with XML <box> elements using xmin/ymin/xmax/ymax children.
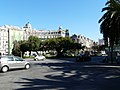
<box><xmin>29</xmin><ymin>51</ymin><xmax>31</xmax><ymax>57</ymax></box>
<box><xmin>110</xmin><ymin>45</ymin><xmax>113</xmax><ymax>63</ymax></box>
<box><xmin>21</xmin><ymin>51</ymin><xmax>25</xmax><ymax>58</ymax></box>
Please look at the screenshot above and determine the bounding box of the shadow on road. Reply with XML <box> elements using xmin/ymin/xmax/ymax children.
<box><xmin>15</xmin><ymin>58</ymin><xmax>120</xmax><ymax>90</ymax></box>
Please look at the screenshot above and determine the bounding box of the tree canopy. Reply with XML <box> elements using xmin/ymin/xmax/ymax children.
<box><xmin>44</xmin><ymin>37</ymin><xmax>82</xmax><ymax>57</ymax></box>
<box><xmin>99</xmin><ymin>0</ymin><xmax>120</xmax><ymax>46</ymax></box>
<box><xmin>12</xmin><ymin>36</ymin><xmax>83</xmax><ymax>57</ymax></box>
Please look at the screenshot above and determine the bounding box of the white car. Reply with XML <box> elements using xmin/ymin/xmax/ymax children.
<box><xmin>0</xmin><ymin>55</ymin><xmax>30</xmax><ymax>72</ymax></box>
<box><xmin>34</xmin><ymin>55</ymin><xmax>46</xmax><ymax>61</ymax></box>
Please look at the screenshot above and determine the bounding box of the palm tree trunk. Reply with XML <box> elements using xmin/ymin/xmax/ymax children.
<box><xmin>110</xmin><ymin>45</ymin><xmax>114</xmax><ymax>63</ymax></box>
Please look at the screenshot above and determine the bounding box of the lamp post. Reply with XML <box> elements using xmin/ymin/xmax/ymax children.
<box><xmin>8</xmin><ymin>29</ymin><xmax>10</xmax><ymax>55</ymax></box>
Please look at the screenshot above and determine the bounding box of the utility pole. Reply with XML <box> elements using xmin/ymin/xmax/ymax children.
<box><xmin>8</xmin><ymin>29</ymin><xmax>10</xmax><ymax>55</ymax></box>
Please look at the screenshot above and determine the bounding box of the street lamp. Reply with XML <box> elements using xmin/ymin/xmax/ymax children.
<box><xmin>8</xmin><ymin>29</ymin><xmax>10</xmax><ymax>55</ymax></box>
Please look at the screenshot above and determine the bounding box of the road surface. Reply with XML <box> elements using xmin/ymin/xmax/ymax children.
<box><xmin>0</xmin><ymin>57</ymin><xmax>120</xmax><ymax>90</ymax></box>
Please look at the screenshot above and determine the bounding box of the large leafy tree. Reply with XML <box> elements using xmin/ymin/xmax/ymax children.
<box><xmin>20</xmin><ymin>40</ymin><xmax>29</xmax><ymax>57</ymax></box>
<box><xmin>12</xmin><ymin>40</ymin><xmax>29</xmax><ymax>57</ymax></box>
<box><xmin>12</xmin><ymin>40</ymin><xmax>21</xmax><ymax>56</ymax></box>
<box><xmin>12</xmin><ymin>36</ymin><xmax>43</xmax><ymax>57</ymax></box>
<box><xmin>44</xmin><ymin>37</ymin><xmax>82</xmax><ymax>57</ymax></box>
<box><xmin>28</xmin><ymin>36</ymin><xmax>42</xmax><ymax>55</ymax></box>
<box><xmin>99</xmin><ymin>0</ymin><xmax>120</xmax><ymax>62</ymax></box>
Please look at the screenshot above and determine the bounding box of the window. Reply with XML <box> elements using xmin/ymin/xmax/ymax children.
<box><xmin>15</xmin><ymin>57</ymin><xmax>24</xmax><ymax>61</ymax></box>
<box><xmin>7</xmin><ymin>57</ymin><xmax>14</xmax><ymax>61</ymax></box>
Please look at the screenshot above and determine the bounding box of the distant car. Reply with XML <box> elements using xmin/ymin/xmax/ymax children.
<box><xmin>0</xmin><ymin>55</ymin><xmax>30</xmax><ymax>72</ymax></box>
<box><xmin>34</xmin><ymin>55</ymin><xmax>46</xmax><ymax>61</ymax></box>
<box><xmin>76</xmin><ymin>52</ymin><xmax>91</xmax><ymax>62</ymax></box>
<box><xmin>102</xmin><ymin>51</ymin><xmax>118</xmax><ymax>63</ymax></box>
<box><xmin>76</xmin><ymin>54</ymin><xmax>91</xmax><ymax>62</ymax></box>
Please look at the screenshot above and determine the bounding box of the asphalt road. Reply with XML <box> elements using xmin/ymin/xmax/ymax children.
<box><xmin>0</xmin><ymin>57</ymin><xmax>120</xmax><ymax>90</ymax></box>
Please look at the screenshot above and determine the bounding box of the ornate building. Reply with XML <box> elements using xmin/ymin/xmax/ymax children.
<box><xmin>71</xmin><ymin>34</ymin><xmax>97</xmax><ymax>51</ymax></box>
<box><xmin>0</xmin><ymin>23</ymin><xmax>69</xmax><ymax>55</ymax></box>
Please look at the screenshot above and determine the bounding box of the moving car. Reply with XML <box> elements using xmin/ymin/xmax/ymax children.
<box><xmin>0</xmin><ymin>55</ymin><xmax>30</xmax><ymax>72</ymax></box>
<box><xmin>34</xmin><ymin>55</ymin><xmax>46</xmax><ymax>61</ymax></box>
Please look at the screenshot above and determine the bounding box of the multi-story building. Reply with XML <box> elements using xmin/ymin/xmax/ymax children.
<box><xmin>0</xmin><ymin>26</ymin><xmax>8</xmax><ymax>55</ymax></box>
<box><xmin>23</xmin><ymin>22</ymin><xmax>69</xmax><ymax>40</ymax></box>
<box><xmin>0</xmin><ymin>23</ymin><xmax>69</xmax><ymax>55</ymax></box>
<box><xmin>0</xmin><ymin>22</ymin><xmax>97</xmax><ymax>55</ymax></box>
<box><xmin>71</xmin><ymin>34</ymin><xmax>97</xmax><ymax>51</ymax></box>
<box><xmin>77</xmin><ymin>34</ymin><xmax>95</xmax><ymax>48</ymax></box>
<box><xmin>0</xmin><ymin>25</ymin><xmax>24</xmax><ymax>55</ymax></box>
<box><xmin>1</xmin><ymin>22</ymin><xmax>98</xmax><ymax>55</ymax></box>
<box><xmin>22</xmin><ymin>22</ymin><xmax>36</xmax><ymax>40</ymax></box>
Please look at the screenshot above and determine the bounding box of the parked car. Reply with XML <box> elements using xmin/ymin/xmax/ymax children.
<box><xmin>102</xmin><ymin>51</ymin><xmax>119</xmax><ymax>63</ymax></box>
<box><xmin>0</xmin><ymin>55</ymin><xmax>30</xmax><ymax>72</ymax></box>
<box><xmin>34</xmin><ymin>55</ymin><xmax>46</xmax><ymax>61</ymax></box>
<box><xmin>76</xmin><ymin>51</ymin><xmax>91</xmax><ymax>62</ymax></box>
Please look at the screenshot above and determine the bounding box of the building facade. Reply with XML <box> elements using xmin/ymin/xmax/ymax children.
<box><xmin>22</xmin><ymin>22</ymin><xmax>69</xmax><ymax>40</ymax></box>
<box><xmin>0</xmin><ymin>26</ymin><xmax>8</xmax><ymax>55</ymax></box>
<box><xmin>77</xmin><ymin>34</ymin><xmax>95</xmax><ymax>48</ymax></box>
<box><xmin>0</xmin><ymin>23</ymin><xmax>69</xmax><ymax>55</ymax></box>
<box><xmin>0</xmin><ymin>22</ymin><xmax>97</xmax><ymax>55</ymax></box>
<box><xmin>71</xmin><ymin>34</ymin><xmax>97</xmax><ymax>51</ymax></box>
<box><xmin>0</xmin><ymin>25</ymin><xmax>24</xmax><ymax>55</ymax></box>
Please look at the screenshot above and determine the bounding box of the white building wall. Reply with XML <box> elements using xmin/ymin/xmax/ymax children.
<box><xmin>0</xmin><ymin>27</ymin><xmax>8</xmax><ymax>55</ymax></box>
<box><xmin>76</xmin><ymin>34</ymin><xmax>95</xmax><ymax>49</ymax></box>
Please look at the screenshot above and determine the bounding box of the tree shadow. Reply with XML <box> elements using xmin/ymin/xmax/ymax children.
<box><xmin>15</xmin><ymin>59</ymin><xmax>120</xmax><ymax>90</ymax></box>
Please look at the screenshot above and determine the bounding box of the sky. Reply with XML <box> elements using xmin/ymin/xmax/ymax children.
<box><xmin>0</xmin><ymin>0</ymin><xmax>107</xmax><ymax>41</ymax></box>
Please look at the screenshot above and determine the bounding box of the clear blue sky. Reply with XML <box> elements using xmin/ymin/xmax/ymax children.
<box><xmin>0</xmin><ymin>0</ymin><xmax>107</xmax><ymax>41</ymax></box>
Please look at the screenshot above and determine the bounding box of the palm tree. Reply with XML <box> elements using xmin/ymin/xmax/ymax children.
<box><xmin>99</xmin><ymin>0</ymin><xmax>120</xmax><ymax>63</ymax></box>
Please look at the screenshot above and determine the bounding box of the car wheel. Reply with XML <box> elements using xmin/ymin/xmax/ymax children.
<box><xmin>34</xmin><ymin>58</ymin><xmax>39</xmax><ymax>61</ymax></box>
<box><xmin>36</xmin><ymin>58</ymin><xmax>39</xmax><ymax>61</ymax></box>
<box><xmin>43</xmin><ymin>58</ymin><xmax>46</xmax><ymax>60</ymax></box>
<box><xmin>34</xmin><ymin>59</ymin><xmax>37</xmax><ymax>61</ymax></box>
<box><xmin>1</xmin><ymin>66</ymin><xmax>9</xmax><ymax>73</ymax></box>
<box><xmin>25</xmin><ymin>64</ymin><xmax>30</xmax><ymax>69</ymax></box>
